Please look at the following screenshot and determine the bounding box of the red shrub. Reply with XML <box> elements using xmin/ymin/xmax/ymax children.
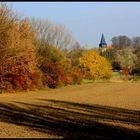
<box><xmin>11</xmin><ymin>74</ymin><xmax>27</xmax><ymax>90</ymax></box>
<box><xmin>122</xmin><ymin>67</ymin><xmax>129</xmax><ymax>76</ymax></box>
<box><xmin>0</xmin><ymin>68</ymin><xmax>42</xmax><ymax>92</ymax></box>
<box><xmin>29</xmin><ymin>71</ymin><xmax>42</xmax><ymax>89</ymax></box>
<box><xmin>41</xmin><ymin>61</ymin><xmax>66</xmax><ymax>88</ymax></box>
<box><xmin>44</xmin><ymin>74</ymin><xmax>56</xmax><ymax>88</ymax></box>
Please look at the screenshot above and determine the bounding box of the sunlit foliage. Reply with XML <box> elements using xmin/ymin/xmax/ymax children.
<box><xmin>79</xmin><ymin>51</ymin><xmax>112</xmax><ymax>80</ymax></box>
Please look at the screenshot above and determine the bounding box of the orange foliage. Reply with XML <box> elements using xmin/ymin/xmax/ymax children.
<box><xmin>71</xmin><ymin>67</ymin><xmax>83</xmax><ymax>84</ymax></box>
<box><xmin>0</xmin><ymin>17</ymin><xmax>40</xmax><ymax>92</ymax></box>
<box><xmin>65</xmin><ymin>75</ymin><xmax>73</xmax><ymax>85</ymax></box>
<box><xmin>64</xmin><ymin>67</ymin><xmax>83</xmax><ymax>85</ymax></box>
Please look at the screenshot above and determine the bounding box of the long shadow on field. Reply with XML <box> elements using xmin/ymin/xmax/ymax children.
<box><xmin>0</xmin><ymin>99</ymin><xmax>140</xmax><ymax>139</ymax></box>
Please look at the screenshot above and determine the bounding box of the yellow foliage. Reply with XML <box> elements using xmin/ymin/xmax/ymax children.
<box><xmin>79</xmin><ymin>51</ymin><xmax>112</xmax><ymax>80</ymax></box>
<box><xmin>18</xmin><ymin>20</ymin><xmax>37</xmax><ymax>73</ymax></box>
<box><xmin>0</xmin><ymin>18</ymin><xmax>38</xmax><ymax>77</ymax></box>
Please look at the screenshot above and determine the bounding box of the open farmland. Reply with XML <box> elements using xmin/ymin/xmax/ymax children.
<box><xmin>0</xmin><ymin>82</ymin><xmax>140</xmax><ymax>138</ymax></box>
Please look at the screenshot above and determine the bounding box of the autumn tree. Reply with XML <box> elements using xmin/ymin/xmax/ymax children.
<box><xmin>115</xmin><ymin>47</ymin><xmax>138</xmax><ymax>74</ymax></box>
<box><xmin>79</xmin><ymin>51</ymin><xmax>112</xmax><ymax>80</ymax></box>
<box><xmin>0</xmin><ymin>3</ymin><xmax>41</xmax><ymax>92</ymax></box>
<box><xmin>0</xmin><ymin>2</ymin><xmax>18</xmax><ymax>33</ymax></box>
<box><xmin>29</xmin><ymin>18</ymin><xmax>77</xmax><ymax>81</ymax></box>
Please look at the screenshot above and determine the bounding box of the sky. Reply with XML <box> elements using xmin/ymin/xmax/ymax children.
<box><xmin>7</xmin><ymin>2</ymin><xmax>140</xmax><ymax>48</ymax></box>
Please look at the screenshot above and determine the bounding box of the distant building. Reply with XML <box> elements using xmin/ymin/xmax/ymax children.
<box><xmin>99</xmin><ymin>34</ymin><xmax>112</xmax><ymax>52</ymax></box>
<box><xmin>99</xmin><ymin>33</ymin><xmax>107</xmax><ymax>48</ymax></box>
<box><xmin>102</xmin><ymin>45</ymin><xmax>113</xmax><ymax>52</ymax></box>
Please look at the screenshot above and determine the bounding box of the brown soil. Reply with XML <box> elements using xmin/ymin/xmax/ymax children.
<box><xmin>0</xmin><ymin>82</ymin><xmax>140</xmax><ymax>138</ymax></box>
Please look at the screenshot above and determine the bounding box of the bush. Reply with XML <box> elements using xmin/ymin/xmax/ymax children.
<box><xmin>65</xmin><ymin>74</ymin><xmax>73</xmax><ymax>85</ymax></box>
<box><xmin>63</xmin><ymin>67</ymin><xmax>83</xmax><ymax>85</ymax></box>
<box><xmin>0</xmin><ymin>69</ymin><xmax>42</xmax><ymax>92</ymax></box>
<box><xmin>41</xmin><ymin>60</ymin><xmax>66</xmax><ymax>88</ymax></box>
<box><xmin>43</xmin><ymin>74</ymin><xmax>57</xmax><ymax>88</ymax></box>
<box><xmin>37</xmin><ymin>43</ymin><xmax>64</xmax><ymax>64</ymax></box>
<box><xmin>71</xmin><ymin>67</ymin><xmax>83</xmax><ymax>84</ymax></box>
<box><xmin>0</xmin><ymin>16</ymin><xmax>41</xmax><ymax>92</ymax></box>
<box><xmin>11</xmin><ymin>74</ymin><xmax>27</xmax><ymax>90</ymax></box>
<box><xmin>79</xmin><ymin>51</ymin><xmax>112</xmax><ymax>80</ymax></box>
<box><xmin>122</xmin><ymin>67</ymin><xmax>129</xmax><ymax>76</ymax></box>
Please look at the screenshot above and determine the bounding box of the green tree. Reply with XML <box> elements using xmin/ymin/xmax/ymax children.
<box><xmin>67</xmin><ymin>47</ymin><xmax>85</xmax><ymax>67</ymax></box>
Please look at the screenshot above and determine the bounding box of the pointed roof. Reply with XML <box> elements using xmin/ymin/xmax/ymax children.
<box><xmin>99</xmin><ymin>33</ymin><xmax>107</xmax><ymax>48</ymax></box>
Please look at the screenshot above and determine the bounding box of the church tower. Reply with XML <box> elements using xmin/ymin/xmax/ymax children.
<box><xmin>99</xmin><ymin>33</ymin><xmax>107</xmax><ymax>48</ymax></box>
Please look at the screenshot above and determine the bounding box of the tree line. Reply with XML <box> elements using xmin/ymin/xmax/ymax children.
<box><xmin>2</xmin><ymin>2</ymin><xmax>139</xmax><ymax>93</ymax></box>
<box><xmin>0</xmin><ymin>3</ymin><xmax>112</xmax><ymax>93</ymax></box>
<box><xmin>101</xmin><ymin>35</ymin><xmax>140</xmax><ymax>76</ymax></box>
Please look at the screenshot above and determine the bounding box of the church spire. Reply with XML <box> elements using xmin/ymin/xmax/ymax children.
<box><xmin>99</xmin><ymin>33</ymin><xmax>107</xmax><ymax>48</ymax></box>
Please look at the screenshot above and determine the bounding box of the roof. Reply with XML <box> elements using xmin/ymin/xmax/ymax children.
<box><xmin>99</xmin><ymin>34</ymin><xmax>107</xmax><ymax>47</ymax></box>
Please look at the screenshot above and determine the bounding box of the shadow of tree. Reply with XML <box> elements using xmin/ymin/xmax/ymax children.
<box><xmin>0</xmin><ymin>99</ymin><xmax>140</xmax><ymax>139</ymax></box>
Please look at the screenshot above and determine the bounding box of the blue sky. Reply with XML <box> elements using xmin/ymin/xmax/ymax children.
<box><xmin>8</xmin><ymin>2</ymin><xmax>140</xmax><ymax>47</ymax></box>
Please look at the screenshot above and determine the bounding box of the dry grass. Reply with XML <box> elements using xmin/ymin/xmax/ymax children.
<box><xmin>0</xmin><ymin>82</ymin><xmax>140</xmax><ymax>138</ymax></box>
